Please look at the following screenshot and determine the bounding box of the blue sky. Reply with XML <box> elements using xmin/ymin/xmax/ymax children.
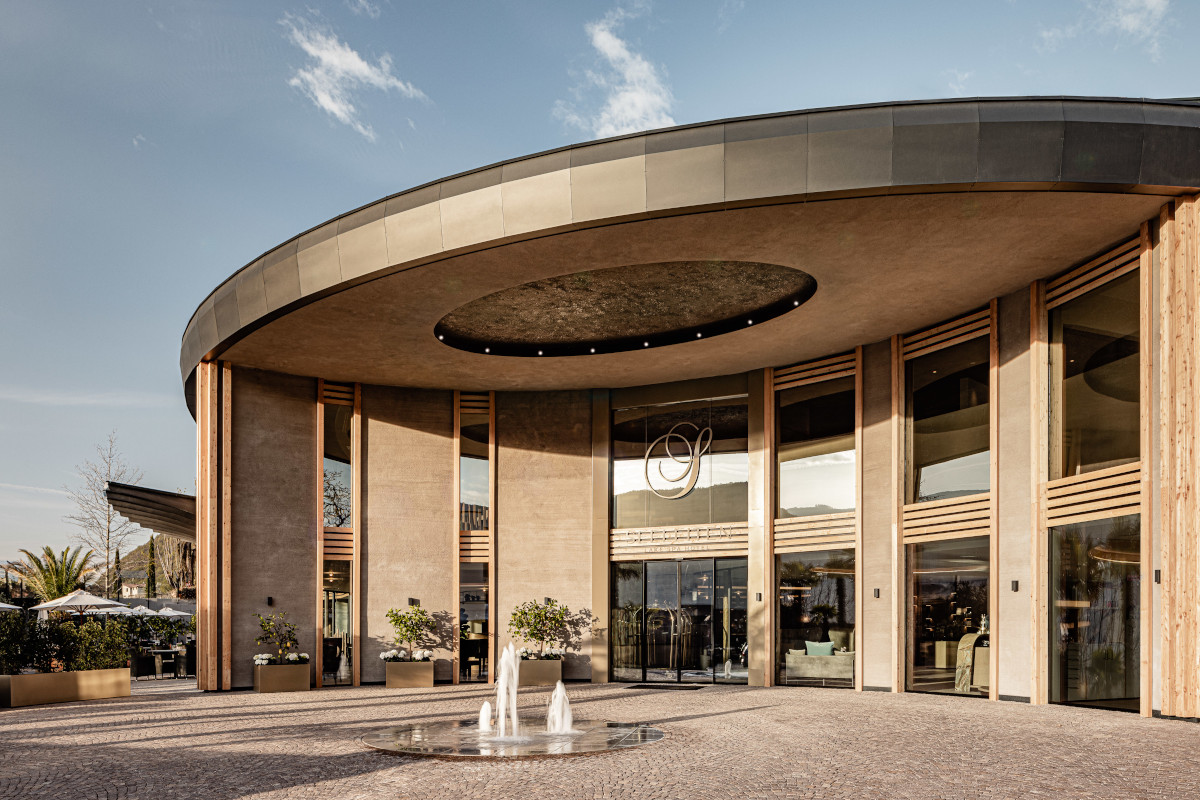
<box><xmin>0</xmin><ymin>0</ymin><xmax>1188</xmax><ymax>561</ymax></box>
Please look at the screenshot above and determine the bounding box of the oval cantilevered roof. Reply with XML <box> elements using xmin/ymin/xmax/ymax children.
<box><xmin>180</xmin><ymin>96</ymin><xmax>1200</xmax><ymax>404</ymax></box>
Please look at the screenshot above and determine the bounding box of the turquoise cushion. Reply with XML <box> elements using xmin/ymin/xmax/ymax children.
<box><xmin>805</xmin><ymin>640</ymin><xmax>834</xmax><ymax>656</ymax></box>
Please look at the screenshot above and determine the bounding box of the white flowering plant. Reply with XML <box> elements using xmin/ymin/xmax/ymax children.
<box><xmin>380</xmin><ymin>649</ymin><xmax>406</xmax><ymax>662</ymax></box>
<box><xmin>385</xmin><ymin>605</ymin><xmax>438</xmax><ymax>661</ymax></box>
<box><xmin>411</xmin><ymin>649</ymin><xmax>434</xmax><ymax>662</ymax></box>
<box><xmin>285</xmin><ymin>652</ymin><xmax>310</xmax><ymax>664</ymax></box>
<box><xmin>519</xmin><ymin>646</ymin><xmax>565</xmax><ymax>661</ymax></box>
<box><xmin>253</xmin><ymin>653</ymin><xmax>273</xmax><ymax>666</ymax></box>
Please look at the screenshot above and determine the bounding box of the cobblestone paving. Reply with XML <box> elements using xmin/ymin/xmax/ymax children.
<box><xmin>3</xmin><ymin>683</ymin><xmax>1198</xmax><ymax>799</ymax></box>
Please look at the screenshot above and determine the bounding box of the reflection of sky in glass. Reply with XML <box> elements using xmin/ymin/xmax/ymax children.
<box><xmin>916</xmin><ymin>450</ymin><xmax>989</xmax><ymax>501</ymax></box>
<box><xmin>460</xmin><ymin>456</ymin><xmax>489</xmax><ymax>507</ymax></box>
<box><xmin>616</xmin><ymin>454</ymin><xmax>747</xmax><ymax>496</ymax></box>
<box><xmin>779</xmin><ymin>450</ymin><xmax>855</xmax><ymax>512</ymax></box>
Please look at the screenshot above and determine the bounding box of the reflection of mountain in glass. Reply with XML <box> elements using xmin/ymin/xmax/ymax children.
<box><xmin>613</xmin><ymin>477</ymin><xmax>749</xmax><ymax>529</ymax></box>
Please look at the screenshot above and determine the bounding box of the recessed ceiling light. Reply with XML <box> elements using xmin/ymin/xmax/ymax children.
<box><xmin>538</xmin><ymin>350</ymin><xmax>543</xmax><ymax>356</ymax></box>
<box><xmin>643</xmin><ymin>342</ymin><xmax>649</xmax><ymax>347</ymax></box>
<box><xmin>696</xmin><ymin>332</ymin><xmax>702</xmax><ymax>338</ymax></box>
<box><xmin>484</xmin><ymin>347</ymin><xmax>490</xmax><ymax>353</ymax></box>
<box><xmin>747</xmin><ymin>319</ymin><xmax>753</xmax><ymax>325</ymax></box>
<box><xmin>438</xmin><ymin>334</ymin><xmax>444</xmax><ymax>340</ymax></box>
<box><xmin>793</xmin><ymin>300</ymin><xmax>799</xmax><ymax>306</ymax></box>
<box><xmin>590</xmin><ymin>347</ymin><xmax>595</xmax><ymax>353</ymax></box>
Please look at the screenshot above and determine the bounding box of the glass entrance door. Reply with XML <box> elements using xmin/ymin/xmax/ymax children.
<box><xmin>611</xmin><ymin>557</ymin><xmax>748</xmax><ymax>684</ymax></box>
<box><xmin>322</xmin><ymin>559</ymin><xmax>352</xmax><ymax>686</ymax></box>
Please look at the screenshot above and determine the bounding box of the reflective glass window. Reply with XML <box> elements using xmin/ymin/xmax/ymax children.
<box><xmin>1049</xmin><ymin>270</ymin><xmax>1140</xmax><ymax>479</ymax></box>
<box><xmin>776</xmin><ymin>549</ymin><xmax>855</xmax><ymax>686</ymax></box>
<box><xmin>459</xmin><ymin>411</ymin><xmax>490</xmax><ymax>531</ymax></box>
<box><xmin>776</xmin><ymin>377</ymin><xmax>855</xmax><ymax>518</ymax></box>
<box><xmin>323</xmin><ymin>404</ymin><xmax>353</xmax><ymax>527</ymax></box>
<box><xmin>612</xmin><ymin>398</ymin><xmax>749</xmax><ymax>528</ymax></box>
<box><xmin>322</xmin><ymin>559</ymin><xmax>352</xmax><ymax>684</ymax></box>
<box><xmin>610</xmin><ymin>562</ymin><xmax>644</xmax><ymax>682</ymax></box>
<box><xmin>1049</xmin><ymin>515</ymin><xmax>1140</xmax><ymax>709</ymax></box>
<box><xmin>908</xmin><ymin>536</ymin><xmax>990</xmax><ymax>695</ymax></box>
<box><xmin>907</xmin><ymin>337</ymin><xmax>990</xmax><ymax>502</ymax></box>
<box><xmin>459</xmin><ymin>563</ymin><xmax>489</xmax><ymax>682</ymax></box>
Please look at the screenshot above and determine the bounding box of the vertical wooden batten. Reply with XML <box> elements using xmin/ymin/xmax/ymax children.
<box><xmin>487</xmin><ymin>390</ymin><xmax>496</xmax><ymax>685</ymax></box>
<box><xmin>314</xmin><ymin>379</ymin><xmax>325</xmax><ymax>689</ymax></box>
<box><xmin>1029</xmin><ymin>281</ymin><xmax>1049</xmax><ymax>705</ymax></box>
<box><xmin>854</xmin><ymin>346</ymin><xmax>865</xmax><ymax>692</ymax></box>
<box><xmin>351</xmin><ymin>383</ymin><xmax>362</xmax><ymax>688</ymax></box>
<box><xmin>451</xmin><ymin>390</ymin><xmax>461</xmax><ymax>685</ymax></box>
<box><xmin>195</xmin><ymin>360</ymin><xmax>220</xmax><ymax>691</ymax></box>
<box><xmin>589</xmin><ymin>389</ymin><xmax>612</xmax><ymax>684</ymax></box>
<box><xmin>1139</xmin><ymin>221</ymin><xmax>1154</xmax><ymax>717</ymax></box>
<box><xmin>890</xmin><ymin>335</ymin><xmax>904</xmax><ymax>693</ymax></box>
<box><xmin>220</xmin><ymin>362</ymin><xmax>232</xmax><ymax>691</ymax></box>
<box><xmin>988</xmin><ymin>300</ymin><xmax>1000</xmax><ymax>701</ymax></box>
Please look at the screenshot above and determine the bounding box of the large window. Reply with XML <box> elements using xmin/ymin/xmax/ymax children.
<box><xmin>609</xmin><ymin>557</ymin><xmax>748</xmax><ymax>683</ymax></box>
<box><xmin>323</xmin><ymin>404</ymin><xmax>353</xmax><ymax>527</ymax></box>
<box><xmin>776</xmin><ymin>549</ymin><xmax>855</xmax><ymax>686</ymax></box>
<box><xmin>612</xmin><ymin>397</ymin><xmax>749</xmax><ymax>528</ymax></box>
<box><xmin>321</xmin><ymin>560</ymin><xmax>352</xmax><ymax>685</ymax></box>
<box><xmin>1049</xmin><ymin>270</ymin><xmax>1140</xmax><ymax>479</ymax></box>
<box><xmin>907</xmin><ymin>337</ymin><xmax>990</xmax><ymax>503</ymax></box>
<box><xmin>459</xmin><ymin>408</ymin><xmax>490</xmax><ymax>531</ymax></box>
<box><xmin>776</xmin><ymin>377</ymin><xmax>855</xmax><ymax>518</ymax></box>
<box><xmin>457</xmin><ymin>398</ymin><xmax>491</xmax><ymax>683</ymax></box>
<box><xmin>908</xmin><ymin>536</ymin><xmax>990</xmax><ymax>695</ymax></box>
<box><xmin>1049</xmin><ymin>515</ymin><xmax>1140</xmax><ymax>710</ymax></box>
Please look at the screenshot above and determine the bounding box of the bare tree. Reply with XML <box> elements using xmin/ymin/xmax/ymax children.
<box><xmin>323</xmin><ymin>468</ymin><xmax>352</xmax><ymax>527</ymax></box>
<box><xmin>157</xmin><ymin>537</ymin><xmax>195</xmax><ymax>597</ymax></box>
<box><xmin>65</xmin><ymin>431</ymin><xmax>143</xmax><ymax>598</ymax></box>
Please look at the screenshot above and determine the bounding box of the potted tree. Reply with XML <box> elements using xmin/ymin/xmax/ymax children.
<box><xmin>509</xmin><ymin>598</ymin><xmax>569</xmax><ymax>686</ymax></box>
<box><xmin>383</xmin><ymin>604</ymin><xmax>437</xmax><ymax>687</ymax></box>
<box><xmin>251</xmin><ymin>612</ymin><xmax>309</xmax><ymax>692</ymax></box>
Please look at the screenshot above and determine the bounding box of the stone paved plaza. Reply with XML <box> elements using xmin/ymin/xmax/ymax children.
<box><xmin>3</xmin><ymin>682</ymin><xmax>1199</xmax><ymax>799</ymax></box>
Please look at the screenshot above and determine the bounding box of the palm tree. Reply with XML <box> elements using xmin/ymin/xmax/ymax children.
<box><xmin>8</xmin><ymin>546</ymin><xmax>97</xmax><ymax>601</ymax></box>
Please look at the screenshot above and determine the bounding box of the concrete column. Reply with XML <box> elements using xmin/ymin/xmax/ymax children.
<box><xmin>859</xmin><ymin>340</ymin><xmax>896</xmax><ymax>691</ymax></box>
<box><xmin>746</xmin><ymin>369</ymin><xmax>769</xmax><ymax>686</ymax></box>
<box><xmin>590</xmin><ymin>389</ymin><xmax>611</xmax><ymax>683</ymax></box>
<box><xmin>996</xmin><ymin>288</ymin><xmax>1033</xmax><ymax>701</ymax></box>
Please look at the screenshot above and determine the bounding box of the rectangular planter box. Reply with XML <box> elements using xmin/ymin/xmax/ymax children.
<box><xmin>0</xmin><ymin>668</ymin><xmax>131</xmax><ymax>708</ymax></box>
<box><xmin>253</xmin><ymin>663</ymin><xmax>310</xmax><ymax>693</ymax></box>
<box><xmin>385</xmin><ymin>661</ymin><xmax>434</xmax><ymax>688</ymax></box>
<box><xmin>519</xmin><ymin>659</ymin><xmax>562</xmax><ymax>686</ymax></box>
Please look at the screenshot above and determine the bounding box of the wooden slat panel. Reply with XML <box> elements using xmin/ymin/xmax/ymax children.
<box><xmin>902</xmin><ymin>309</ymin><xmax>989</xmax><ymax>352</ymax></box>
<box><xmin>776</xmin><ymin>538</ymin><xmax>855</xmax><ymax>554</ymax></box>
<box><xmin>901</xmin><ymin>491</ymin><xmax>990</xmax><ymax>513</ymax></box>
<box><xmin>1138</xmin><ymin>220</ymin><xmax>1153</xmax><ymax>718</ymax></box>
<box><xmin>1046</xmin><ymin>238</ymin><xmax>1140</xmax><ymax>307</ymax></box>
<box><xmin>773</xmin><ymin>352</ymin><xmax>855</xmax><ymax>381</ymax></box>
<box><xmin>1046</xmin><ymin>463</ymin><xmax>1142</xmax><ymax>496</ymax></box>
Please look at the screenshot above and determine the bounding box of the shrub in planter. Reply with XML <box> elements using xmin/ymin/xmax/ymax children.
<box><xmin>251</xmin><ymin>612</ymin><xmax>309</xmax><ymax>692</ymax></box>
<box><xmin>508</xmin><ymin>599</ymin><xmax>570</xmax><ymax>660</ymax></box>
<box><xmin>383</xmin><ymin>605</ymin><xmax>438</xmax><ymax>688</ymax></box>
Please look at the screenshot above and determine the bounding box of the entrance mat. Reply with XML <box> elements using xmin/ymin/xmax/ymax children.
<box><xmin>625</xmin><ymin>684</ymin><xmax>706</xmax><ymax>690</ymax></box>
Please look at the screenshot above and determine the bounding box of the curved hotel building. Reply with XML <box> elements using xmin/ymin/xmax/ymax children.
<box><xmin>161</xmin><ymin>96</ymin><xmax>1200</xmax><ymax>718</ymax></box>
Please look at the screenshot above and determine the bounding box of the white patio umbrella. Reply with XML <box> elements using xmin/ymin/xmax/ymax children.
<box><xmin>127</xmin><ymin>605</ymin><xmax>160</xmax><ymax>616</ymax></box>
<box><xmin>30</xmin><ymin>590</ymin><xmax>127</xmax><ymax>614</ymax></box>
<box><xmin>156</xmin><ymin>607</ymin><xmax>192</xmax><ymax>618</ymax></box>
<box><xmin>0</xmin><ymin>600</ymin><xmax>21</xmax><ymax>612</ymax></box>
<box><xmin>85</xmin><ymin>605</ymin><xmax>133</xmax><ymax>616</ymax></box>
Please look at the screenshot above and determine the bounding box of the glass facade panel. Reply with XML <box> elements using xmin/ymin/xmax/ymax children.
<box><xmin>776</xmin><ymin>377</ymin><xmax>856</xmax><ymax>518</ymax></box>
<box><xmin>907</xmin><ymin>337</ymin><xmax>990</xmax><ymax>503</ymax></box>
<box><xmin>1049</xmin><ymin>515</ymin><xmax>1140</xmax><ymax>710</ymax></box>
<box><xmin>908</xmin><ymin>536</ymin><xmax>989</xmax><ymax>695</ymax></box>
<box><xmin>609</xmin><ymin>557</ymin><xmax>748</xmax><ymax>684</ymax></box>
<box><xmin>612</xmin><ymin>398</ymin><xmax>749</xmax><ymax>529</ymax></box>
<box><xmin>459</xmin><ymin>563</ymin><xmax>489</xmax><ymax>682</ymax></box>
<box><xmin>322</xmin><ymin>404</ymin><xmax>353</xmax><ymax>527</ymax></box>
<box><xmin>714</xmin><ymin>558</ymin><xmax>748</xmax><ymax>683</ymax></box>
<box><xmin>776</xmin><ymin>549</ymin><xmax>855</xmax><ymax>686</ymax></box>
<box><xmin>610</xmin><ymin>562</ymin><xmax>644</xmax><ymax>682</ymax></box>
<box><xmin>1049</xmin><ymin>270</ymin><xmax>1140</xmax><ymax>479</ymax></box>
<box><xmin>459</xmin><ymin>411</ymin><xmax>490</xmax><ymax>530</ymax></box>
<box><xmin>321</xmin><ymin>559</ymin><xmax>352</xmax><ymax>685</ymax></box>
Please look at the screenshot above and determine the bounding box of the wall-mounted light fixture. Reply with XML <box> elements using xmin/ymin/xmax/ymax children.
<box><xmin>1011</xmin><ymin>580</ymin><xmax>1019</xmax><ymax>592</ymax></box>
<box><xmin>873</xmin><ymin>588</ymin><xmax>880</xmax><ymax>599</ymax></box>
<box><xmin>266</xmin><ymin>596</ymin><xmax>274</xmax><ymax>607</ymax></box>
<box><xmin>756</xmin><ymin>592</ymin><xmax>762</xmax><ymax>602</ymax></box>
<box><xmin>1155</xmin><ymin>569</ymin><xmax>1162</xmax><ymax>584</ymax></box>
<box><xmin>408</xmin><ymin>597</ymin><xmax>419</xmax><ymax>607</ymax></box>
<box><xmin>544</xmin><ymin>597</ymin><xmax>552</xmax><ymax>605</ymax></box>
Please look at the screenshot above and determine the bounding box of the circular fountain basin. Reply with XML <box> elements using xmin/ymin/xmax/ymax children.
<box><xmin>359</xmin><ymin>718</ymin><xmax>665</xmax><ymax>759</ymax></box>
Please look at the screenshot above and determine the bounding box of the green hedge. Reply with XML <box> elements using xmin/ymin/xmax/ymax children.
<box><xmin>0</xmin><ymin>615</ymin><xmax>136</xmax><ymax>674</ymax></box>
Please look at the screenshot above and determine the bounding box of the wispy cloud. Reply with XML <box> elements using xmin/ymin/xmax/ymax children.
<box><xmin>717</xmin><ymin>0</ymin><xmax>745</xmax><ymax>33</ymax></box>
<box><xmin>345</xmin><ymin>0</ymin><xmax>382</xmax><ymax>19</ymax></box>
<box><xmin>280</xmin><ymin>14</ymin><xmax>426</xmax><ymax>142</ymax></box>
<box><xmin>945</xmin><ymin>69</ymin><xmax>972</xmax><ymax>96</ymax></box>
<box><xmin>1039</xmin><ymin>0</ymin><xmax>1170</xmax><ymax>59</ymax></box>
<box><xmin>554</xmin><ymin>5</ymin><xmax>675</xmax><ymax>139</ymax></box>
<box><xmin>132</xmin><ymin>133</ymin><xmax>146</xmax><ymax>149</ymax></box>
<box><xmin>0</xmin><ymin>483</ymin><xmax>71</xmax><ymax>498</ymax></box>
<box><xmin>0</xmin><ymin>387</ymin><xmax>176</xmax><ymax>408</ymax></box>
<box><xmin>0</xmin><ymin>483</ymin><xmax>73</xmax><ymax>514</ymax></box>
